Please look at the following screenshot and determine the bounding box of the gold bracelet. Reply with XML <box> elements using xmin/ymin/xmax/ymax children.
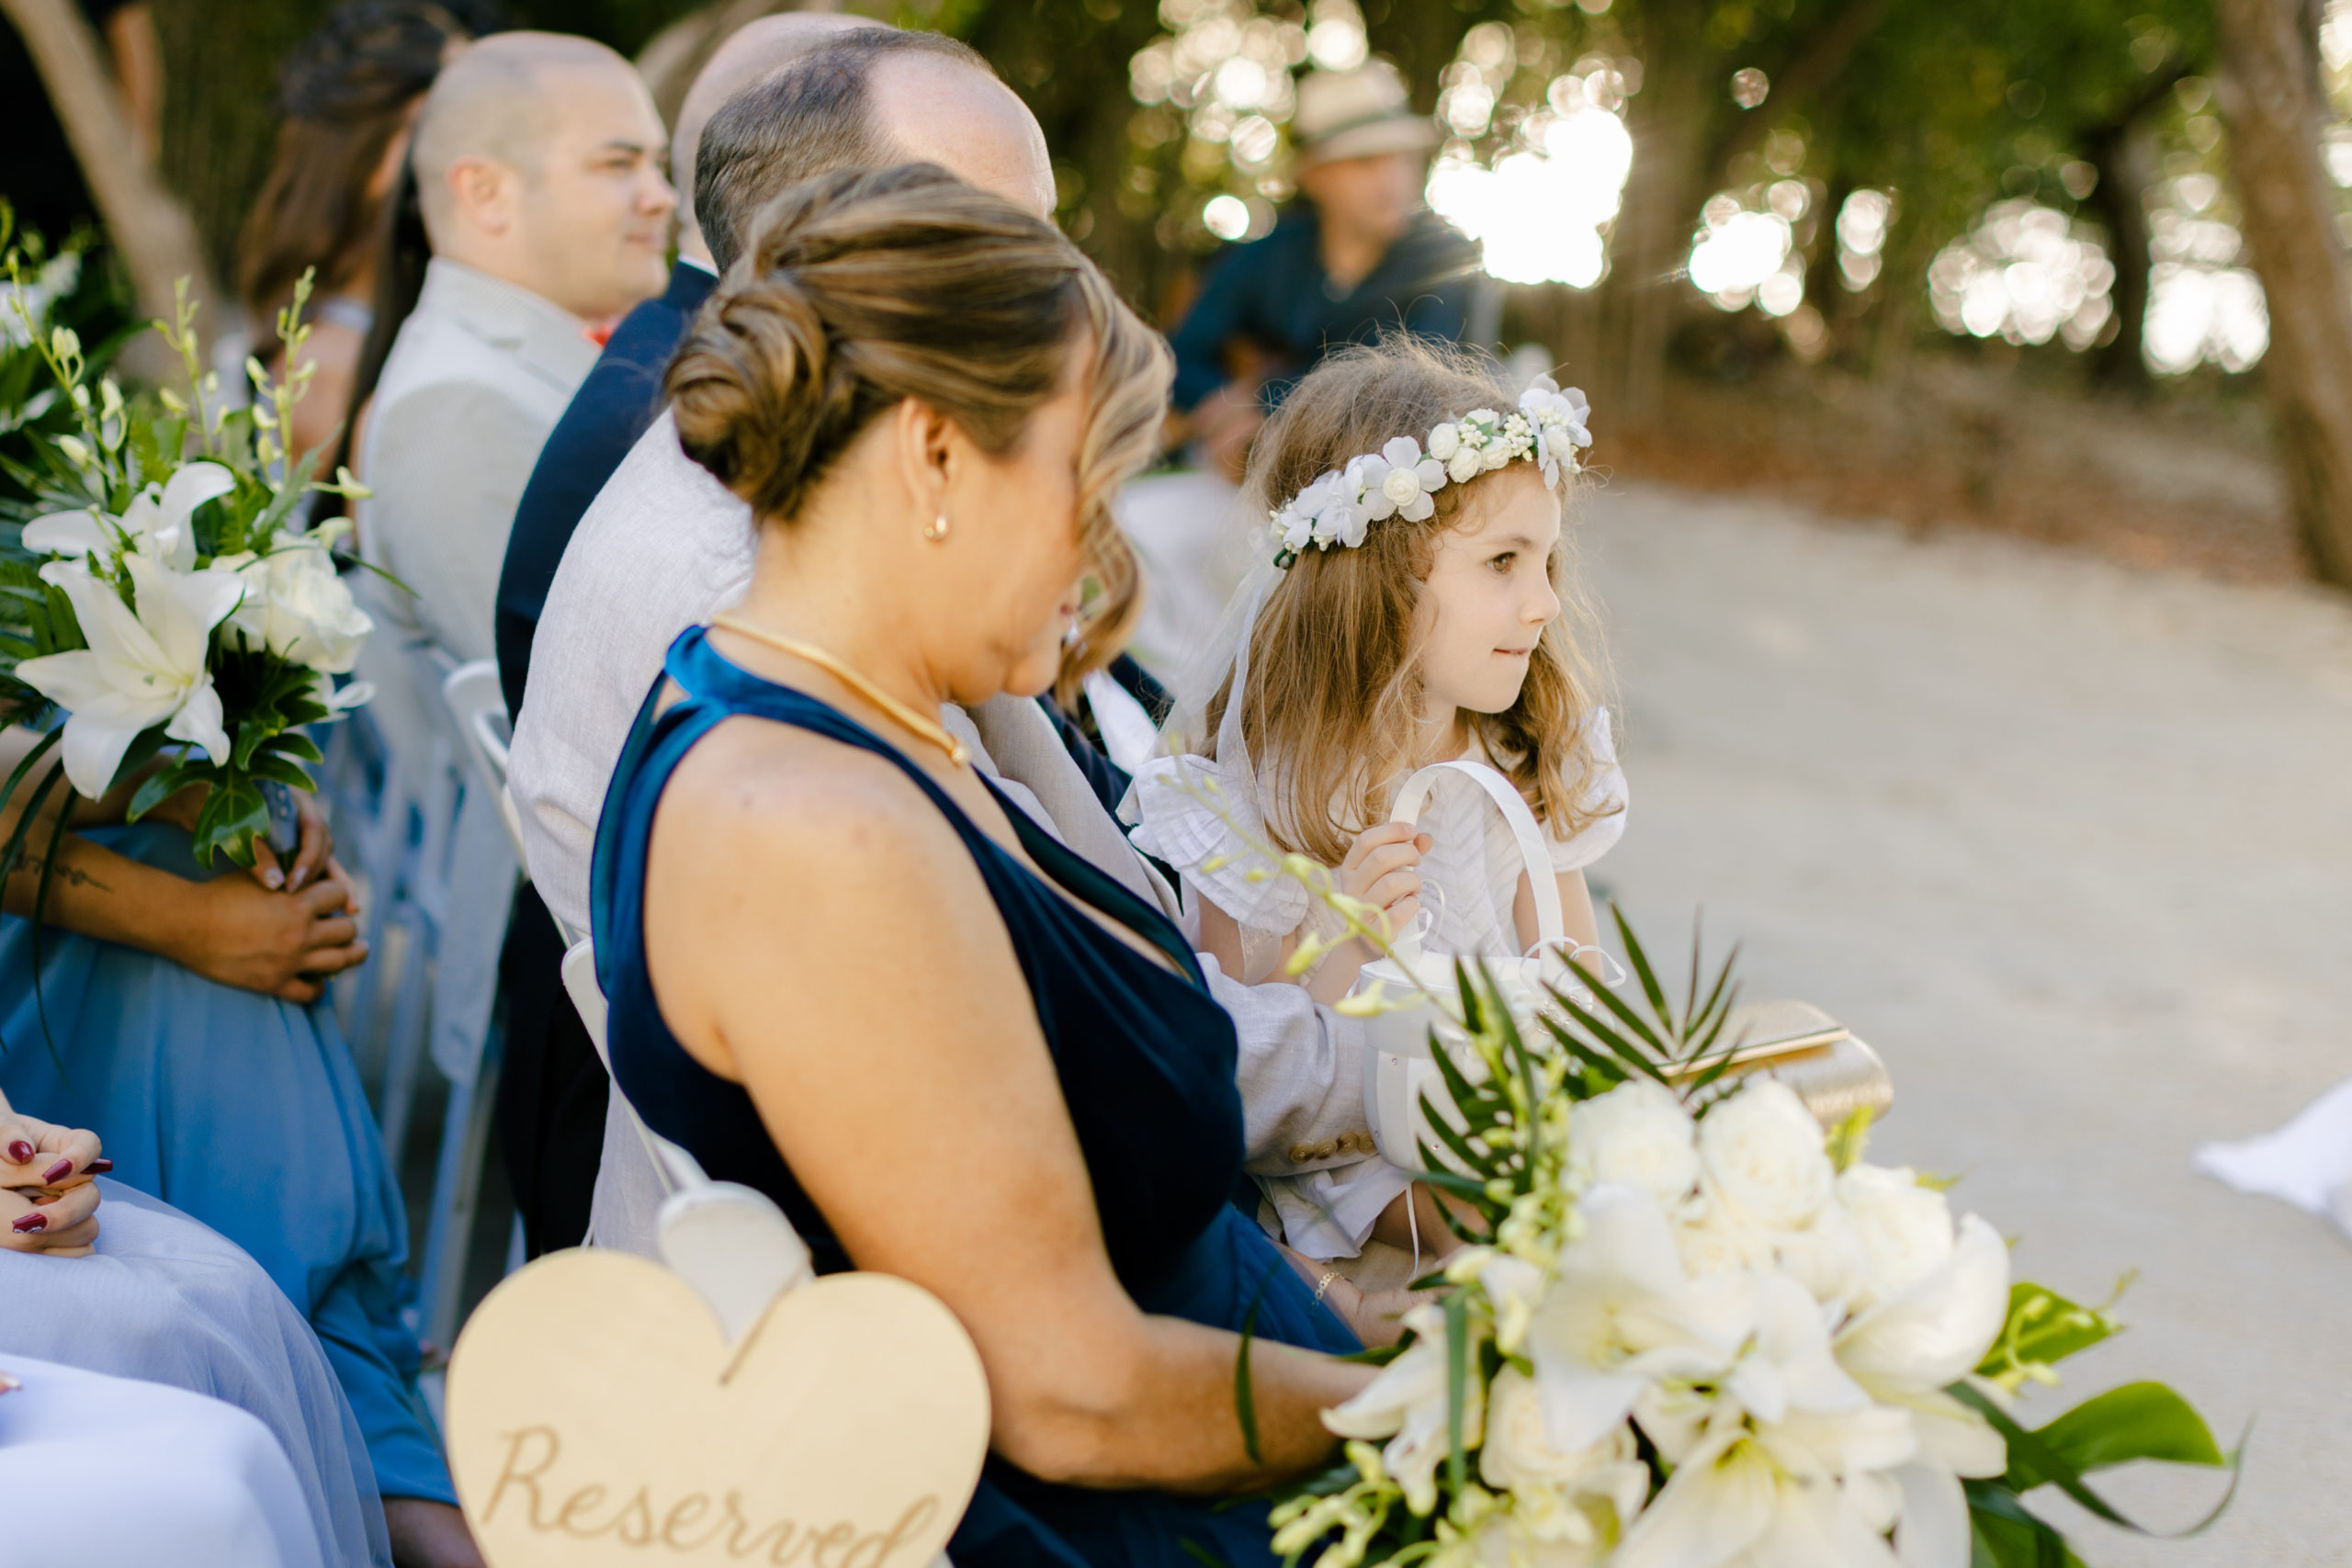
<box><xmin>1312</xmin><ymin>1269</ymin><xmax>1340</xmax><ymax>1304</ymax></box>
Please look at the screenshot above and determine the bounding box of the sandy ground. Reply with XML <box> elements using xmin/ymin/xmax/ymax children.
<box><xmin>1580</xmin><ymin>482</ymin><xmax>2352</xmax><ymax>1565</ymax></box>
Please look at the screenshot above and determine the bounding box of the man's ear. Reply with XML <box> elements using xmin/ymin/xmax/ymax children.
<box><xmin>446</xmin><ymin>154</ymin><xmax>514</xmax><ymax>235</ymax></box>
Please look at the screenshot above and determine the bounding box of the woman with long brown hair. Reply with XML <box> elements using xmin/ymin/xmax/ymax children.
<box><xmin>595</xmin><ymin>161</ymin><xmax>1374</xmax><ymax>1567</ymax></box>
<box><xmin>234</xmin><ymin>0</ymin><xmax>493</xmax><ymax>465</ymax></box>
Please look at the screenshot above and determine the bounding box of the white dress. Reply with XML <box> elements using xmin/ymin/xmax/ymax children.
<box><xmin>1125</xmin><ymin>711</ymin><xmax>1630</xmax><ymax>1258</ymax></box>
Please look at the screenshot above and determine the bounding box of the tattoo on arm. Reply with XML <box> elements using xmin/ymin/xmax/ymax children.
<box><xmin>8</xmin><ymin>854</ymin><xmax>110</xmax><ymax>893</ymax></box>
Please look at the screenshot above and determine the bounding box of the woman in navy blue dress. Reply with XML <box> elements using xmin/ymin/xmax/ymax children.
<box><xmin>593</xmin><ymin>164</ymin><xmax>1375</xmax><ymax>1568</ymax></box>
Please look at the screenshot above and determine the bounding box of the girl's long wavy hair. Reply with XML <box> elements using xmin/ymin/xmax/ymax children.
<box><xmin>1207</xmin><ymin>337</ymin><xmax>1616</xmax><ymax>866</ymax></box>
<box><xmin>666</xmin><ymin>161</ymin><xmax>1170</xmax><ymax>696</ymax></box>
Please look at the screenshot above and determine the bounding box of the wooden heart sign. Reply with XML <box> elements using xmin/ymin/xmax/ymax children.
<box><xmin>446</xmin><ymin>1249</ymin><xmax>989</xmax><ymax>1568</ymax></box>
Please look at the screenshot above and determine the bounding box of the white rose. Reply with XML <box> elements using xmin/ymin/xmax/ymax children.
<box><xmin>227</xmin><ymin>538</ymin><xmax>374</xmax><ymax>673</ymax></box>
<box><xmin>1771</xmin><ymin>1200</ymin><xmax>1870</xmax><ymax>1306</ymax></box>
<box><xmin>1837</xmin><ymin>1163</ymin><xmax>1956</xmax><ymax>1306</ymax></box>
<box><xmin>1480</xmin><ymin>440</ymin><xmax>1515</xmax><ymax>471</ymax></box>
<box><xmin>1673</xmin><ymin>1193</ymin><xmax>1772</xmax><ymax>1278</ymax></box>
<box><xmin>1482</xmin><ymin>1368</ymin><xmax>1634</xmax><ymax>1493</ymax></box>
<box><xmin>1427</xmin><ymin>423</ymin><xmax>1461</xmax><ymax>459</ymax></box>
<box><xmin>1447</xmin><ymin>447</ymin><xmax>1483</xmax><ymax>484</ymax></box>
<box><xmin>1381</xmin><ymin>466</ymin><xmax>1423</xmax><ymax>507</ymax></box>
<box><xmin>1695</xmin><ymin>1078</ymin><xmax>1833</xmax><ymax>1231</ymax></box>
<box><xmin>1569</xmin><ymin>1080</ymin><xmax>1700</xmax><ymax>1209</ymax></box>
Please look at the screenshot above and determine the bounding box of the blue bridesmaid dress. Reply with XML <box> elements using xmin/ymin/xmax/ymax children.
<box><xmin>594</xmin><ymin>629</ymin><xmax>1359</xmax><ymax>1568</ymax></box>
<box><xmin>0</xmin><ymin>819</ymin><xmax>456</xmax><ymax>1508</ymax></box>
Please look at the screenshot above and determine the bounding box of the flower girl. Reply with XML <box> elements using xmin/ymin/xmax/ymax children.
<box><xmin>1125</xmin><ymin>338</ymin><xmax>1628</xmax><ymax>1262</ymax></box>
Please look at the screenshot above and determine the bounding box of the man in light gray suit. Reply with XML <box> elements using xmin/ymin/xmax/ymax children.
<box><xmin>508</xmin><ymin>28</ymin><xmax>1396</xmax><ymax>1331</ymax></box>
<box><xmin>360</xmin><ymin>31</ymin><xmax>675</xmax><ymax>663</ymax></box>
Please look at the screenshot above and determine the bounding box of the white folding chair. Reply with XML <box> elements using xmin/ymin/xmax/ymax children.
<box><xmin>439</xmin><ymin>660</ymin><xmax>532</xmax><ymax>873</ymax></box>
<box><xmin>560</xmin><ymin>938</ymin><xmax>813</xmax><ymax>1333</ymax></box>
<box><xmin>413</xmin><ymin>660</ymin><xmax>527</xmax><ymax>1352</ymax></box>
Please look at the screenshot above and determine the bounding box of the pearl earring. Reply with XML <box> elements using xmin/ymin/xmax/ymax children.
<box><xmin>923</xmin><ymin>511</ymin><xmax>951</xmax><ymax>542</ymax></box>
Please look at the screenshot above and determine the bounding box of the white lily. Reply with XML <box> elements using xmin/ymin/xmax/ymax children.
<box><xmin>1834</xmin><ymin>1214</ymin><xmax>2012</xmax><ymax>1568</ymax></box>
<box><xmin>17</xmin><ymin>555</ymin><xmax>242</xmax><ymax>795</ymax></box>
<box><xmin>21</xmin><ymin>462</ymin><xmax>235</xmax><ymax>572</ymax></box>
<box><xmin>1523</xmin><ymin>1185</ymin><xmax>1754</xmax><ymax>1454</ymax></box>
<box><xmin>1323</xmin><ymin>1302</ymin><xmax>1486</xmax><ymax>1516</ymax></box>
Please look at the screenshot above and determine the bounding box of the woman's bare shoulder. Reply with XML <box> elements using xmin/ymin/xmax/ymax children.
<box><xmin>652</xmin><ymin>714</ymin><xmax>968</xmax><ymax>890</ymax></box>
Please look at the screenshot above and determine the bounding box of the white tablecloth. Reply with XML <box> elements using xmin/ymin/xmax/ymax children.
<box><xmin>0</xmin><ymin>1354</ymin><xmax>322</xmax><ymax>1568</ymax></box>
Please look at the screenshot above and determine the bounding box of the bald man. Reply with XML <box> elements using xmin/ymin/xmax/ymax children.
<box><xmin>492</xmin><ymin>11</ymin><xmax>881</xmax><ymax>719</ymax></box>
<box><xmin>357</xmin><ymin>31</ymin><xmax>673</xmax><ymax>666</ymax></box>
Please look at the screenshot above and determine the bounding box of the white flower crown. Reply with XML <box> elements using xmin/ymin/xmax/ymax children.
<box><xmin>1266</xmin><ymin>377</ymin><xmax>1593</xmax><ymax>568</ymax></box>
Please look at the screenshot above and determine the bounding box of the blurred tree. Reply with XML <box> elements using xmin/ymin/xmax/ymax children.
<box><xmin>5</xmin><ymin>0</ymin><xmax>215</xmax><ymax>377</ymax></box>
<box><xmin>2216</xmin><ymin>0</ymin><xmax>2352</xmax><ymax>583</ymax></box>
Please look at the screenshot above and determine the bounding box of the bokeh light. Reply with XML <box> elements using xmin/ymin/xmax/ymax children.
<box><xmin>1425</xmin><ymin>47</ymin><xmax>1637</xmax><ymax>288</ymax></box>
<box><xmin>1927</xmin><ymin>199</ymin><xmax>2115</xmax><ymax>350</ymax></box>
<box><xmin>2142</xmin><ymin>172</ymin><xmax>2268</xmax><ymax>373</ymax></box>
<box><xmin>1836</xmin><ymin>189</ymin><xmax>1894</xmax><ymax>290</ymax></box>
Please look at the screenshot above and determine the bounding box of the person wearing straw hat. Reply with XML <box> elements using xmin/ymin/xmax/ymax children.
<box><xmin>1166</xmin><ymin>60</ymin><xmax>1479</xmax><ymax>479</ymax></box>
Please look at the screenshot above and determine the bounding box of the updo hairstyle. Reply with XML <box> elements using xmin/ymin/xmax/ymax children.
<box><xmin>1209</xmin><ymin>336</ymin><xmax>1614</xmax><ymax>865</ymax></box>
<box><xmin>666</xmin><ymin>162</ymin><xmax>1170</xmax><ymax>685</ymax></box>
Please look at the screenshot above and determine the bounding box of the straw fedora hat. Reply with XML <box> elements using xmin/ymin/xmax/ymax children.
<box><xmin>1294</xmin><ymin>61</ymin><xmax>1441</xmax><ymax>165</ymax></box>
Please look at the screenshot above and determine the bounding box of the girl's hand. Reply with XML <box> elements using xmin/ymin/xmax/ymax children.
<box><xmin>170</xmin><ymin>867</ymin><xmax>368</xmax><ymax>1003</ymax></box>
<box><xmin>0</xmin><ymin>1110</ymin><xmax>104</xmax><ymax>1195</ymax></box>
<box><xmin>248</xmin><ymin>789</ymin><xmax>335</xmax><ymax>893</ymax></box>
<box><xmin>0</xmin><ymin>1180</ymin><xmax>100</xmax><ymax>1256</ymax></box>
<box><xmin>1336</xmin><ymin>820</ymin><xmax>1431</xmax><ymax>941</ymax></box>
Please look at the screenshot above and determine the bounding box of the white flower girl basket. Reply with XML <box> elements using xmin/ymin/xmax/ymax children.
<box><xmin>1350</xmin><ymin>761</ymin><xmax>1900</xmax><ymax>1176</ymax></box>
<box><xmin>1352</xmin><ymin>760</ymin><xmax>1577</xmax><ymax>1174</ymax></box>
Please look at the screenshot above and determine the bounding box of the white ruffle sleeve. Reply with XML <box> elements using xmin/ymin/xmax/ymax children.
<box><xmin>1120</xmin><ymin>753</ymin><xmax>1313</xmax><ymax>942</ymax></box>
<box><xmin>1546</xmin><ymin>705</ymin><xmax>1629</xmax><ymax>873</ymax></box>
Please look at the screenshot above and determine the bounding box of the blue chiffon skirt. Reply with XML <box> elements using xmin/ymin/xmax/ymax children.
<box><xmin>1</xmin><ymin>1180</ymin><xmax>391</xmax><ymax>1564</ymax></box>
<box><xmin>0</xmin><ymin>821</ymin><xmax>454</xmax><ymax>1507</ymax></box>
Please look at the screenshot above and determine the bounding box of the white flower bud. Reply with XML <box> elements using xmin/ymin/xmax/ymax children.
<box><xmin>1427</xmin><ymin>423</ymin><xmax>1460</xmax><ymax>459</ymax></box>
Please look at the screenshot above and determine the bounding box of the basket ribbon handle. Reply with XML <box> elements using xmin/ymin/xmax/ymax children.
<box><xmin>1385</xmin><ymin>760</ymin><xmax>1562</xmax><ymax>964</ymax></box>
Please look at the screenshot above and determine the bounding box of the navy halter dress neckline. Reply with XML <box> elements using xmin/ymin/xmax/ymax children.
<box><xmin>592</xmin><ymin>626</ymin><xmax>1356</xmax><ymax>1568</ymax></box>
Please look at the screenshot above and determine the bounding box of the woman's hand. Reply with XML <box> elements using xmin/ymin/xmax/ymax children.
<box><xmin>167</xmin><ymin>865</ymin><xmax>368</xmax><ymax>1002</ymax></box>
<box><xmin>0</xmin><ymin>1109</ymin><xmax>104</xmax><ymax>1194</ymax></box>
<box><xmin>149</xmin><ymin>785</ymin><xmax>341</xmax><ymax>896</ymax></box>
<box><xmin>0</xmin><ymin>1181</ymin><xmax>100</xmax><ymax>1255</ymax></box>
<box><xmin>1336</xmin><ymin>820</ymin><xmax>1431</xmax><ymax>941</ymax></box>
<box><xmin>1274</xmin><ymin>1245</ymin><xmax>1436</xmax><ymax>1349</ymax></box>
<box><xmin>0</xmin><ymin>1111</ymin><xmax>105</xmax><ymax>1257</ymax></box>
<box><xmin>249</xmin><ymin>788</ymin><xmax>336</xmax><ymax>893</ymax></box>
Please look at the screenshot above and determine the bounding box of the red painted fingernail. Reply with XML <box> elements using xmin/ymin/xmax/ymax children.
<box><xmin>12</xmin><ymin>1213</ymin><xmax>46</xmax><ymax>1233</ymax></box>
<box><xmin>85</xmin><ymin>1158</ymin><xmax>111</xmax><ymax>1174</ymax></box>
<box><xmin>40</xmin><ymin>1159</ymin><xmax>72</xmax><ymax>1184</ymax></box>
<box><xmin>5</xmin><ymin>1141</ymin><xmax>29</xmax><ymax>1164</ymax></box>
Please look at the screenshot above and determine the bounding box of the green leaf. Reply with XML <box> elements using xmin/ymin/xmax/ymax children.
<box><xmin>1443</xmin><ymin>1290</ymin><xmax>1470</xmax><ymax>1500</ymax></box>
<box><xmin>191</xmin><ymin>772</ymin><xmax>268</xmax><ymax>868</ymax></box>
<box><xmin>1233</xmin><ymin>1258</ymin><xmax>1279</xmax><ymax>1466</ymax></box>
<box><xmin>126</xmin><ymin>757</ymin><xmax>203</xmax><ymax>823</ymax></box>
<box><xmin>1964</xmin><ymin>1480</ymin><xmax>2079</xmax><ymax>1568</ymax></box>
<box><xmin>1977</xmin><ymin>1282</ymin><xmax>2121</xmax><ymax>1380</ymax></box>
<box><xmin>247</xmin><ymin>753</ymin><xmax>316</xmax><ymax>792</ymax></box>
<box><xmin>268</xmin><ymin>731</ymin><xmax>324</xmax><ymax>766</ymax></box>
<box><xmin>1610</xmin><ymin>902</ymin><xmax>1672</xmax><ymax>1023</ymax></box>
<box><xmin>2005</xmin><ymin>1382</ymin><xmax>2224</xmax><ymax>1490</ymax></box>
<box><xmin>1951</xmin><ymin>1382</ymin><xmax>2241</xmax><ymax>1538</ymax></box>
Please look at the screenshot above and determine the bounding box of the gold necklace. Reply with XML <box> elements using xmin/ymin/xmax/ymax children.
<box><xmin>710</xmin><ymin>613</ymin><xmax>969</xmax><ymax>768</ymax></box>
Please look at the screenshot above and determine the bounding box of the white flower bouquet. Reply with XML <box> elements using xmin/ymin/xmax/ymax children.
<box><xmin>0</xmin><ymin>253</ymin><xmax>374</xmax><ymax>877</ymax></box>
<box><xmin>1257</xmin><ymin>922</ymin><xmax>2239</xmax><ymax>1568</ymax></box>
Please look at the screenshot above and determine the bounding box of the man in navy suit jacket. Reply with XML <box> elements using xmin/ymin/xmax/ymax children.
<box><xmin>492</xmin><ymin>13</ymin><xmax>880</xmax><ymax>1258</ymax></box>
